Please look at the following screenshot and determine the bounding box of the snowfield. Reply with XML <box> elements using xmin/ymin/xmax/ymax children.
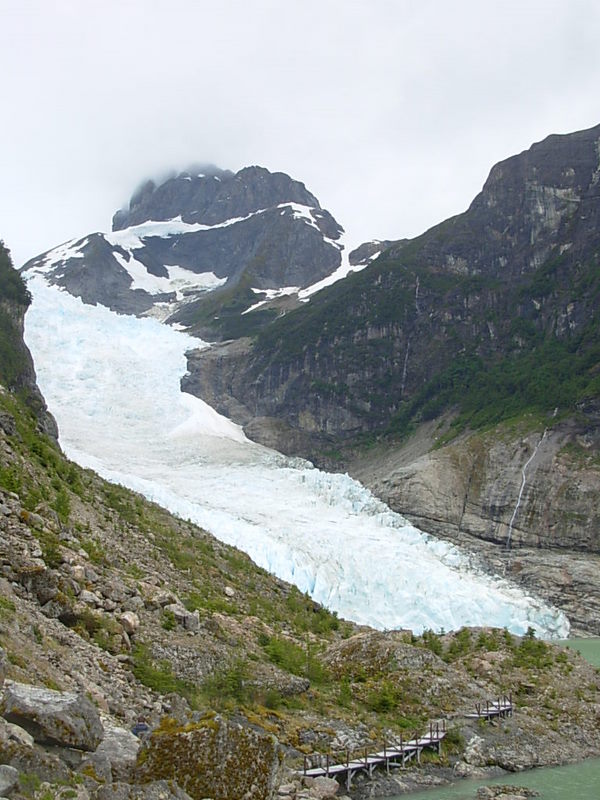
<box><xmin>23</xmin><ymin>276</ymin><xmax>569</xmax><ymax>638</ymax></box>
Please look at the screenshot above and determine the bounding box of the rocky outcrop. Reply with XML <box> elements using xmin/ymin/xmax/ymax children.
<box><xmin>351</xmin><ymin>416</ymin><xmax>600</xmax><ymax>552</ymax></box>
<box><xmin>347</xmin><ymin>416</ymin><xmax>600</xmax><ymax>635</ymax></box>
<box><xmin>0</xmin><ymin>242</ymin><xmax>57</xmax><ymax>438</ymax></box>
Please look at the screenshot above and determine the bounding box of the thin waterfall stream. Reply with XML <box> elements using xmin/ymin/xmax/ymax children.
<box><xmin>505</xmin><ymin>428</ymin><xmax>548</xmax><ymax>549</ymax></box>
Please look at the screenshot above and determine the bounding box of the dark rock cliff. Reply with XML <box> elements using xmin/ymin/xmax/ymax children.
<box><xmin>0</xmin><ymin>241</ymin><xmax>57</xmax><ymax>438</ymax></box>
<box><xmin>112</xmin><ymin>165</ymin><xmax>321</xmax><ymax>229</ymax></box>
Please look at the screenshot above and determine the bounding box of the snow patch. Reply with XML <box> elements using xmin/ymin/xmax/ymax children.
<box><xmin>243</xmin><ymin>286</ymin><xmax>300</xmax><ymax>314</ymax></box>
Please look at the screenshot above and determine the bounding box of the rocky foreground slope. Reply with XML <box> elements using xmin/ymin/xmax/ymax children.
<box><xmin>1</xmin><ymin>244</ymin><xmax>600</xmax><ymax>798</ymax></box>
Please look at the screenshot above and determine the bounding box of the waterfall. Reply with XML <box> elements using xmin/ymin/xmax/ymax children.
<box><xmin>400</xmin><ymin>340</ymin><xmax>411</xmax><ymax>397</ymax></box>
<box><xmin>505</xmin><ymin>428</ymin><xmax>548</xmax><ymax>549</ymax></box>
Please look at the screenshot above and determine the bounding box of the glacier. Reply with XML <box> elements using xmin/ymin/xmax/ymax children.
<box><xmin>23</xmin><ymin>276</ymin><xmax>569</xmax><ymax>638</ymax></box>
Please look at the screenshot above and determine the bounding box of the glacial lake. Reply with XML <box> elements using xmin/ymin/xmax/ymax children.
<box><xmin>392</xmin><ymin>638</ymin><xmax>600</xmax><ymax>800</ymax></box>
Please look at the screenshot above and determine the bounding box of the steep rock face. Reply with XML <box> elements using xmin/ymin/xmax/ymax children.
<box><xmin>0</xmin><ymin>242</ymin><xmax>57</xmax><ymax>437</ymax></box>
<box><xmin>352</xmin><ymin>418</ymin><xmax>600</xmax><ymax>553</ymax></box>
<box><xmin>112</xmin><ymin>165</ymin><xmax>320</xmax><ymax>229</ymax></box>
<box><xmin>23</xmin><ymin>167</ymin><xmax>345</xmax><ymax>338</ymax></box>
<box><xmin>347</xmin><ymin>415</ymin><xmax>600</xmax><ymax>635</ymax></box>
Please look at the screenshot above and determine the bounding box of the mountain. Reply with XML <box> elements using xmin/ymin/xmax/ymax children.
<box><xmin>4</xmin><ymin>241</ymin><xmax>599</xmax><ymax>797</ymax></box>
<box><xmin>23</xmin><ymin>166</ymin><xmax>347</xmax><ymax>340</ymax></box>
<box><xmin>179</xmin><ymin>125</ymin><xmax>600</xmax><ymax>631</ymax></box>
<box><xmin>190</xmin><ymin>123</ymin><xmax>600</xmax><ymax>447</ymax></box>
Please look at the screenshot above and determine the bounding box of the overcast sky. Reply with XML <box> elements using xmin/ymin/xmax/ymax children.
<box><xmin>3</xmin><ymin>0</ymin><xmax>600</xmax><ymax>267</ymax></box>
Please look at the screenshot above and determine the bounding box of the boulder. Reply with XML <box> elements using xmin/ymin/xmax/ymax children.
<box><xmin>135</xmin><ymin>715</ymin><xmax>284</xmax><ymax>800</ymax></box>
<box><xmin>119</xmin><ymin>612</ymin><xmax>140</xmax><ymax>635</ymax></box>
<box><xmin>94</xmin><ymin>780</ymin><xmax>194</xmax><ymax>800</ymax></box>
<box><xmin>310</xmin><ymin>776</ymin><xmax>339</xmax><ymax>798</ymax></box>
<box><xmin>163</xmin><ymin>604</ymin><xmax>199</xmax><ymax>633</ymax></box>
<box><xmin>0</xmin><ymin>682</ymin><xmax>104</xmax><ymax>751</ymax></box>
<box><xmin>0</xmin><ymin>719</ymin><xmax>34</xmax><ymax>748</ymax></box>
<box><xmin>0</xmin><ymin>765</ymin><xmax>18</xmax><ymax>795</ymax></box>
<box><xmin>0</xmin><ymin>736</ymin><xmax>70</xmax><ymax>783</ymax></box>
<box><xmin>84</xmin><ymin>723</ymin><xmax>140</xmax><ymax>782</ymax></box>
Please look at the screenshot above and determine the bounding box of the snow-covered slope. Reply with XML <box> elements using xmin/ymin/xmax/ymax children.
<box><xmin>23</xmin><ymin>276</ymin><xmax>570</xmax><ymax>638</ymax></box>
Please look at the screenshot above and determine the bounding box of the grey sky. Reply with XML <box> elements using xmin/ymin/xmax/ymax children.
<box><xmin>3</xmin><ymin>0</ymin><xmax>600</xmax><ymax>267</ymax></box>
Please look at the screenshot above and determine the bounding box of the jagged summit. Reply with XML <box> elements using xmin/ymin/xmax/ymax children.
<box><xmin>23</xmin><ymin>165</ymin><xmax>346</xmax><ymax>338</ymax></box>
<box><xmin>112</xmin><ymin>165</ymin><xmax>323</xmax><ymax>231</ymax></box>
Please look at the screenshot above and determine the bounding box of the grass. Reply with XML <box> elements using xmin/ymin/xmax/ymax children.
<box><xmin>132</xmin><ymin>643</ymin><xmax>194</xmax><ymax>698</ymax></box>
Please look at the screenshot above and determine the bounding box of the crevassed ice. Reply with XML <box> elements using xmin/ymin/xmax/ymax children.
<box><xmin>23</xmin><ymin>277</ymin><xmax>569</xmax><ymax>638</ymax></box>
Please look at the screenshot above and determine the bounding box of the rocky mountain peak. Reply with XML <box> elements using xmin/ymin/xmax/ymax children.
<box><xmin>112</xmin><ymin>165</ymin><xmax>321</xmax><ymax>231</ymax></box>
<box><xmin>24</xmin><ymin>165</ymin><xmax>345</xmax><ymax>337</ymax></box>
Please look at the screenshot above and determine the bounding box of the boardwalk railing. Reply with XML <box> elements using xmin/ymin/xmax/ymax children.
<box><xmin>464</xmin><ymin>694</ymin><xmax>513</xmax><ymax>721</ymax></box>
<box><xmin>299</xmin><ymin>721</ymin><xmax>447</xmax><ymax>791</ymax></box>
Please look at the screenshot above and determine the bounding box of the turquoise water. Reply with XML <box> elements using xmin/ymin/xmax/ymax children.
<box><xmin>404</xmin><ymin>758</ymin><xmax>600</xmax><ymax>799</ymax></box>
<box><xmin>389</xmin><ymin>638</ymin><xmax>600</xmax><ymax>799</ymax></box>
<box><xmin>558</xmin><ymin>637</ymin><xmax>600</xmax><ymax>668</ymax></box>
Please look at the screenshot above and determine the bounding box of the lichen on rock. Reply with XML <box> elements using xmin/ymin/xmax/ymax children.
<box><xmin>135</xmin><ymin>715</ymin><xmax>284</xmax><ymax>800</ymax></box>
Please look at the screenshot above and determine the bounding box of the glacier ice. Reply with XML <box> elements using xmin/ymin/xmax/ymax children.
<box><xmin>23</xmin><ymin>276</ymin><xmax>570</xmax><ymax>638</ymax></box>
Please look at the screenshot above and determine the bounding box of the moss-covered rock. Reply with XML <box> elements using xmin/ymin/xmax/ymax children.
<box><xmin>135</xmin><ymin>716</ymin><xmax>284</xmax><ymax>800</ymax></box>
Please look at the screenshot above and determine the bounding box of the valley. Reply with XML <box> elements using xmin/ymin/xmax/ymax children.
<box><xmin>2</xmin><ymin>121</ymin><xmax>600</xmax><ymax>799</ymax></box>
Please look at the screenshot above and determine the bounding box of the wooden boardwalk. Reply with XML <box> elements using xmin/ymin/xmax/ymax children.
<box><xmin>299</xmin><ymin>721</ymin><xmax>447</xmax><ymax>791</ymax></box>
<box><xmin>464</xmin><ymin>694</ymin><xmax>513</xmax><ymax>721</ymax></box>
<box><xmin>298</xmin><ymin>695</ymin><xmax>514</xmax><ymax>790</ymax></box>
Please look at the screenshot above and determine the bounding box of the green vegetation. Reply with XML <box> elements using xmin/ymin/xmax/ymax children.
<box><xmin>0</xmin><ymin>595</ymin><xmax>16</xmax><ymax>620</ymax></box>
<box><xmin>510</xmin><ymin>626</ymin><xmax>554</xmax><ymax>671</ymax></box>
<box><xmin>0</xmin><ymin>241</ymin><xmax>33</xmax><ymax>392</ymax></box>
<box><xmin>200</xmin><ymin>659</ymin><xmax>252</xmax><ymax>706</ymax></box>
<box><xmin>0</xmin><ymin>241</ymin><xmax>30</xmax><ymax>305</ymax></box>
<box><xmin>173</xmin><ymin>272</ymin><xmax>278</xmax><ymax>340</ymax></box>
<box><xmin>260</xmin><ymin>633</ymin><xmax>329</xmax><ymax>684</ymax></box>
<box><xmin>132</xmin><ymin>643</ymin><xmax>193</xmax><ymax>697</ymax></box>
<box><xmin>389</xmin><ymin>327</ymin><xmax>600</xmax><ymax>439</ymax></box>
<box><xmin>238</xmin><ymin>224</ymin><xmax>600</xmax><ymax>452</ymax></box>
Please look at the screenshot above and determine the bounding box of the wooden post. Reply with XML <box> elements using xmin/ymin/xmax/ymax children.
<box><xmin>303</xmin><ymin>755</ymin><xmax>307</xmax><ymax>776</ymax></box>
<box><xmin>326</xmin><ymin>753</ymin><xmax>330</xmax><ymax>777</ymax></box>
